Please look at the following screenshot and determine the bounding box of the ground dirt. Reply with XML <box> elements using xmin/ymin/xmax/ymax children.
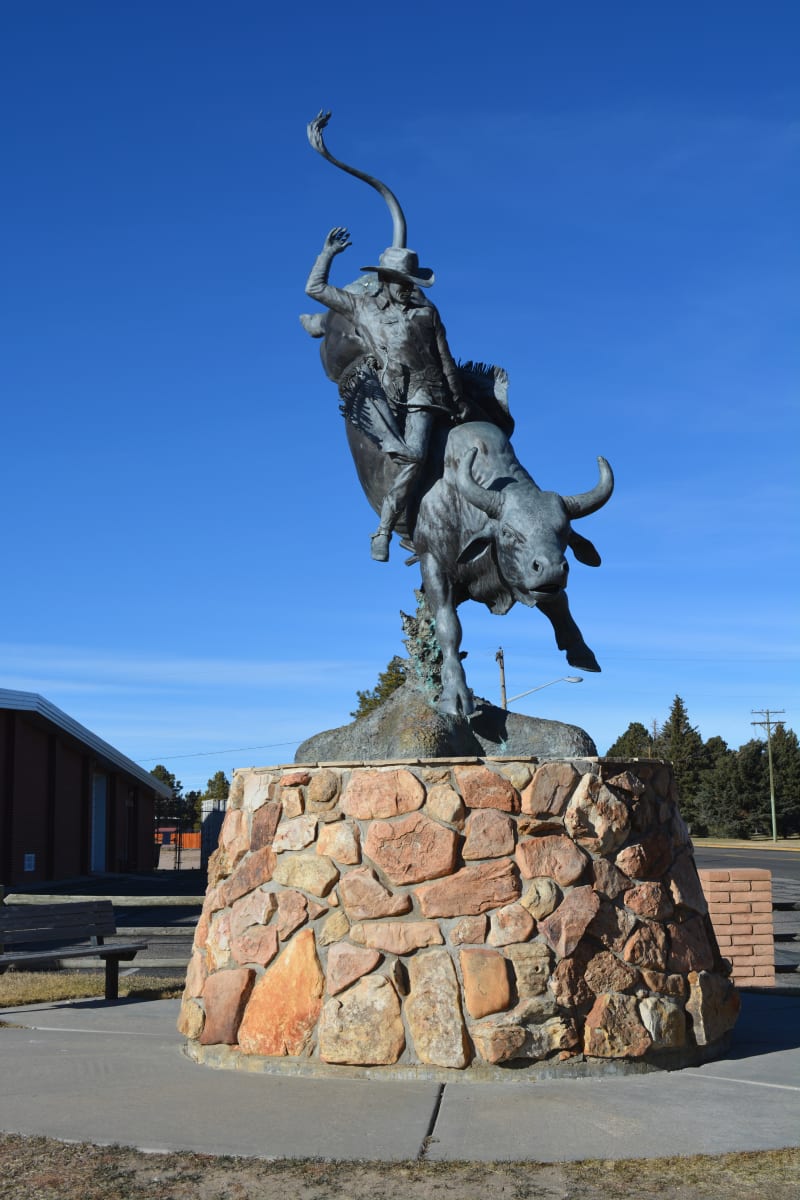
<box><xmin>1</xmin><ymin>1135</ymin><xmax>798</xmax><ymax>1200</ymax></box>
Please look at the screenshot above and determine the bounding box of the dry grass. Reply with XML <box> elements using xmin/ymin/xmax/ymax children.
<box><xmin>0</xmin><ymin>1136</ymin><xmax>798</xmax><ymax>1200</ymax></box>
<box><xmin>0</xmin><ymin>971</ymin><xmax>183</xmax><ymax>1008</ymax></box>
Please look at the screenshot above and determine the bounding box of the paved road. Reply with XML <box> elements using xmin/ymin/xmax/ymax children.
<box><xmin>693</xmin><ymin>844</ymin><xmax>800</xmax><ymax>882</ymax></box>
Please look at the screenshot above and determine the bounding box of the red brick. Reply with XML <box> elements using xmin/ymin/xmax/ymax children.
<box><xmin>709</xmin><ymin>913</ymin><xmax>731</xmax><ymax>925</ymax></box>
<box><xmin>726</xmin><ymin>880</ymin><xmax>753</xmax><ymax>892</ymax></box>
<box><xmin>733</xmin><ymin>966</ymin><xmax>754</xmax><ymax>977</ymax></box>
<box><xmin>725</xmin><ymin>903</ymin><xmax>752</xmax><ymax>913</ymax></box>
<box><xmin>701</xmin><ymin>871</ymin><xmax>730</xmax><ymax>882</ymax></box>
<box><xmin>731</xmin><ymin>914</ymin><xmax>754</xmax><ymax>926</ymax></box>
<box><xmin>703</xmin><ymin>882</ymin><xmax>732</xmax><ymax>893</ymax></box>
<box><xmin>729</xmin><ymin>868</ymin><xmax>770</xmax><ymax>880</ymax></box>
<box><xmin>752</xmin><ymin>966</ymin><xmax>774</xmax><ymax>978</ymax></box>
<box><xmin>750</xmin><ymin>934</ymin><xmax>773</xmax><ymax>946</ymax></box>
<box><xmin>749</xmin><ymin>953</ymin><xmax>776</xmax><ymax>966</ymax></box>
<box><xmin>749</xmin><ymin>880</ymin><xmax>772</xmax><ymax>892</ymax></box>
<box><xmin>751</xmin><ymin>902</ymin><xmax>773</xmax><ymax>913</ymax></box>
<box><xmin>730</xmin><ymin>943</ymin><xmax>753</xmax><ymax>955</ymax></box>
<box><xmin>752</xmin><ymin>923</ymin><xmax>774</xmax><ymax>935</ymax></box>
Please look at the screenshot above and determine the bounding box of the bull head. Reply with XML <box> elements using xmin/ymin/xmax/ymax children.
<box><xmin>456</xmin><ymin>447</ymin><xmax>614</xmax><ymax>600</ymax></box>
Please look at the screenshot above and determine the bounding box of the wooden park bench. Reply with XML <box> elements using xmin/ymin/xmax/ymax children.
<box><xmin>0</xmin><ymin>900</ymin><xmax>148</xmax><ymax>1000</ymax></box>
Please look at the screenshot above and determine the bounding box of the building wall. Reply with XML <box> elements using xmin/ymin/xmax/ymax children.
<box><xmin>0</xmin><ymin>708</ymin><xmax>158</xmax><ymax>888</ymax></box>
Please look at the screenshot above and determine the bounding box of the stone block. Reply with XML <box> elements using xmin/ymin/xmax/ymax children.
<box><xmin>199</xmin><ymin>967</ymin><xmax>255</xmax><ymax>1046</ymax></box>
<box><xmin>686</xmin><ymin>971</ymin><xmax>740</xmax><ymax>1045</ymax></box>
<box><xmin>406</xmin><ymin>949</ymin><xmax>469</xmax><ymax>1068</ymax></box>
<box><xmin>273</xmin><ymin>815</ymin><xmax>318</xmax><ymax>853</ymax></box>
<box><xmin>538</xmin><ymin>886</ymin><xmax>600</xmax><ymax>958</ymax></box>
<box><xmin>519</xmin><ymin>876</ymin><xmax>560</xmax><ymax>920</ymax></box>
<box><xmin>316</xmin><ymin>820</ymin><xmax>361</xmax><ymax>864</ymax></box>
<box><xmin>221</xmin><ymin>847</ymin><xmax>277</xmax><ymax>906</ymax></box>
<box><xmin>349</xmin><ymin>919</ymin><xmax>444</xmax><ymax>955</ymax></box>
<box><xmin>564</xmin><ymin>773</ymin><xmax>630</xmax><ymax>855</ymax></box>
<box><xmin>454</xmin><ymin>764</ymin><xmax>520</xmax><ymax>812</ymax></box>
<box><xmin>237</xmin><ymin>929</ymin><xmax>324</xmax><ymax>1056</ymax></box>
<box><xmin>272</xmin><ymin>852</ymin><xmax>339</xmax><ymax>897</ymax></box>
<box><xmin>639</xmin><ymin>995</ymin><xmax>686</xmax><ymax>1048</ymax></box>
<box><xmin>416</xmin><ymin>859</ymin><xmax>520</xmax><ymax>917</ymax></box>
<box><xmin>341</xmin><ymin>768</ymin><xmax>424</xmax><ymax>819</ymax></box>
<box><xmin>515</xmin><ymin>835</ymin><xmax>588</xmax><ymax>887</ymax></box>
<box><xmin>505</xmin><ymin>941</ymin><xmax>552</xmax><ymax>996</ymax></box>
<box><xmin>250</xmin><ymin>801</ymin><xmax>282</xmax><ymax>850</ymax></box>
<box><xmin>488</xmin><ymin>903</ymin><xmax>535</xmax><ymax>947</ymax></box>
<box><xmin>364</xmin><ymin>811</ymin><xmax>458</xmax><ymax>884</ymax></box>
<box><xmin>584</xmin><ymin>992</ymin><xmax>652</xmax><ymax>1058</ymax></box>
<box><xmin>319</xmin><ymin>975</ymin><xmax>405</xmax><ymax>1065</ymax></box>
<box><xmin>231</xmin><ymin>924</ymin><xmax>279</xmax><ymax>968</ymax></box>
<box><xmin>326</xmin><ymin>943</ymin><xmax>382</xmax><ymax>995</ymax></box>
<box><xmin>449</xmin><ymin>914</ymin><xmax>488</xmax><ymax>945</ymax></box>
<box><xmin>425</xmin><ymin>783</ymin><xmax>465</xmax><ymax>825</ymax></box>
<box><xmin>338</xmin><ymin>866</ymin><xmax>411</xmax><ymax>921</ymax></box>
<box><xmin>463</xmin><ymin>810</ymin><xmax>516</xmax><ymax>860</ymax></box>
<box><xmin>460</xmin><ymin>947</ymin><xmax>511</xmax><ymax>1018</ymax></box>
<box><xmin>615</xmin><ymin>832</ymin><xmax>673</xmax><ymax>881</ymax></box>
<box><xmin>520</xmin><ymin>762</ymin><xmax>580</xmax><ymax>816</ymax></box>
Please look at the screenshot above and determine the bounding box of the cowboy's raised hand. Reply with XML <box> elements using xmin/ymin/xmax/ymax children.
<box><xmin>325</xmin><ymin>227</ymin><xmax>351</xmax><ymax>255</ymax></box>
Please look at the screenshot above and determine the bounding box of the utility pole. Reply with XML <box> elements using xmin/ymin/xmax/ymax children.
<box><xmin>496</xmin><ymin>648</ymin><xmax>507</xmax><ymax>710</ymax></box>
<box><xmin>751</xmin><ymin>709</ymin><xmax>785</xmax><ymax>843</ymax></box>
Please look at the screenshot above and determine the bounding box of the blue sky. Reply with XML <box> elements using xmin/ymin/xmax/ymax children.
<box><xmin>2</xmin><ymin>2</ymin><xmax>798</xmax><ymax>792</ymax></box>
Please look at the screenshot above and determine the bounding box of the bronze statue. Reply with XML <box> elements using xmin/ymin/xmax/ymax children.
<box><xmin>305</xmin><ymin>225</ymin><xmax>465</xmax><ymax>561</ymax></box>
<box><xmin>301</xmin><ymin>112</ymin><xmax>613</xmax><ymax>717</ymax></box>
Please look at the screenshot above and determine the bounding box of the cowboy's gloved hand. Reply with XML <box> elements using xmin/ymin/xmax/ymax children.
<box><xmin>324</xmin><ymin>227</ymin><xmax>351</xmax><ymax>256</ymax></box>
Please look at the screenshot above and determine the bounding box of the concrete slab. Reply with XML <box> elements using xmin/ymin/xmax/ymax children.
<box><xmin>1</xmin><ymin>991</ymin><xmax>798</xmax><ymax>1163</ymax></box>
<box><xmin>0</xmin><ymin>1017</ymin><xmax>441</xmax><ymax>1160</ymax></box>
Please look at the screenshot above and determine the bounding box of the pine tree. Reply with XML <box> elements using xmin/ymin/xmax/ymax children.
<box><xmin>606</xmin><ymin>721</ymin><xmax>654</xmax><ymax>759</ymax></box>
<box><xmin>351</xmin><ymin>656</ymin><xmax>407</xmax><ymax>719</ymax></box>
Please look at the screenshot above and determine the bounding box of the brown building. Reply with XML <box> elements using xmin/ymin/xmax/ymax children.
<box><xmin>0</xmin><ymin>689</ymin><xmax>173</xmax><ymax>888</ymax></box>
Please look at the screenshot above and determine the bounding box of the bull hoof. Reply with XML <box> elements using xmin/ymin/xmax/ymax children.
<box><xmin>437</xmin><ymin>690</ymin><xmax>475</xmax><ymax>719</ymax></box>
<box><xmin>567</xmin><ymin>646</ymin><xmax>601</xmax><ymax>672</ymax></box>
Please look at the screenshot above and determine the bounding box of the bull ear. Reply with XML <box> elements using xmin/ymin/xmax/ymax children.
<box><xmin>457</xmin><ymin>534</ymin><xmax>493</xmax><ymax>565</ymax></box>
<box><xmin>568</xmin><ymin>530</ymin><xmax>601</xmax><ymax>567</ymax></box>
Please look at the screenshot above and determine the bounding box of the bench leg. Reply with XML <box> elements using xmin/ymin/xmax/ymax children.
<box><xmin>105</xmin><ymin>957</ymin><xmax>120</xmax><ymax>1001</ymax></box>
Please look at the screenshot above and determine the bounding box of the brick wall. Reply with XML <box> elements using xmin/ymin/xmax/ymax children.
<box><xmin>698</xmin><ymin>868</ymin><xmax>774</xmax><ymax>987</ymax></box>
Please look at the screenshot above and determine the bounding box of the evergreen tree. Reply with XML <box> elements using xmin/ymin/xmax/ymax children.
<box><xmin>351</xmin><ymin>656</ymin><xmax>407</xmax><ymax>719</ymax></box>
<box><xmin>655</xmin><ymin>696</ymin><xmax>708</xmax><ymax>830</ymax></box>
<box><xmin>203</xmin><ymin>771</ymin><xmax>231</xmax><ymax>803</ymax></box>
<box><xmin>151</xmin><ymin>764</ymin><xmax>193</xmax><ymax>826</ymax></box>
<box><xmin>606</xmin><ymin>721</ymin><xmax>654</xmax><ymax>759</ymax></box>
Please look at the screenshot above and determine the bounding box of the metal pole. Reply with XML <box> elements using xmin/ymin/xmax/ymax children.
<box><xmin>752</xmin><ymin>709</ymin><xmax>785</xmax><ymax>843</ymax></box>
<box><xmin>496</xmin><ymin>648</ymin><xmax>507</xmax><ymax>710</ymax></box>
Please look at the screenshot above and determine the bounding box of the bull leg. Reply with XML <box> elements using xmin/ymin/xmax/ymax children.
<box><xmin>537</xmin><ymin>591</ymin><xmax>601</xmax><ymax>673</ymax></box>
<box><xmin>420</xmin><ymin>554</ymin><xmax>475</xmax><ymax>717</ymax></box>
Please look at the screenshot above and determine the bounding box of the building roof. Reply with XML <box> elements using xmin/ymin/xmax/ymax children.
<box><xmin>0</xmin><ymin>689</ymin><xmax>174</xmax><ymax>799</ymax></box>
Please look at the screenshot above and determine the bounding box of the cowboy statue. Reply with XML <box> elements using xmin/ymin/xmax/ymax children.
<box><xmin>304</xmin><ymin>222</ymin><xmax>467</xmax><ymax>561</ymax></box>
<box><xmin>301</xmin><ymin>111</ymin><xmax>504</xmax><ymax>563</ymax></box>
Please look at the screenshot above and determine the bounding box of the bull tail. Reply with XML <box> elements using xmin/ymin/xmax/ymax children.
<box><xmin>307</xmin><ymin>111</ymin><xmax>408</xmax><ymax>249</ymax></box>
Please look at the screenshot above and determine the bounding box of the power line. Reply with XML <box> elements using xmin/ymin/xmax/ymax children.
<box><xmin>137</xmin><ymin>740</ymin><xmax>301</xmax><ymax>764</ymax></box>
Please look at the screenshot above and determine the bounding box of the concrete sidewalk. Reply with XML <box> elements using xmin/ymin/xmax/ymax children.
<box><xmin>1</xmin><ymin>991</ymin><xmax>798</xmax><ymax>1162</ymax></box>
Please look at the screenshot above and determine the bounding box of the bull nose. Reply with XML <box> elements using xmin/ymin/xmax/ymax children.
<box><xmin>532</xmin><ymin>559</ymin><xmax>569</xmax><ymax>578</ymax></box>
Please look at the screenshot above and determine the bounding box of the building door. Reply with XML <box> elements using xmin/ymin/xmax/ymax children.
<box><xmin>90</xmin><ymin>773</ymin><xmax>107</xmax><ymax>872</ymax></box>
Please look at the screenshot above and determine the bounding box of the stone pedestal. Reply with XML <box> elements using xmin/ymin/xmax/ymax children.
<box><xmin>180</xmin><ymin>756</ymin><xmax>739</xmax><ymax>1076</ymax></box>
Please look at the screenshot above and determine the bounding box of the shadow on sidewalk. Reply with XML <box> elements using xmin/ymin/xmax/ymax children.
<box><xmin>727</xmin><ymin>990</ymin><xmax>800</xmax><ymax>1058</ymax></box>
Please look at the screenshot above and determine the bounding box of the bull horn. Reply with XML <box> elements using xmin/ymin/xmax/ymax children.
<box><xmin>307</xmin><ymin>111</ymin><xmax>407</xmax><ymax>249</ymax></box>
<box><xmin>561</xmin><ymin>456</ymin><xmax>614</xmax><ymax>519</ymax></box>
<box><xmin>457</xmin><ymin>448</ymin><xmax>503</xmax><ymax>519</ymax></box>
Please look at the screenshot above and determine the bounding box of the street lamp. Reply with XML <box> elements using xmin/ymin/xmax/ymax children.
<box><xmin>495</xmin><ymin>648</ymin><xmax>584</xmax><ymax>708</ymax></box>
<box><xmin>506</xmin><ymin>676</ymin><xmax>583</xmax><ymax>706</ymax></box>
